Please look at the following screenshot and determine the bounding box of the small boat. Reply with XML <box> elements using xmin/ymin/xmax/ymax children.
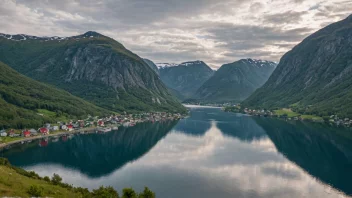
<box><xmin>112</xmin><ymin>126</ymin><xmax>119</xmax><ymax>130</ymax></box>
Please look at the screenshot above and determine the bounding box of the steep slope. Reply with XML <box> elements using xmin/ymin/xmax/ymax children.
<box><xmin>0</xmin><ymin>31</ymin><xmax>185</xmax><ymax>113</ymax></box>
<box><xmin>0</xmin><ymin>62</ymin><xmax>109</xmax><ymax>129</ymax></box>
<box><xmin>193</xmin><ymin>59</ymin><xmax>276</xmax><ymax>103</ymax></box>
<box><xmin>158</xmin><ymin>61</ymin><xmax>214</xmax><ymax>99</ymax></box>
<box><xmin>143</xmin><ymin>58</ymin><xmax>159</xmax><ymax>75</ymax></box>
<box><xmin>243</xmin><ymin>15</ymin><xmax>352</xmax><ymax>118</ymax></box>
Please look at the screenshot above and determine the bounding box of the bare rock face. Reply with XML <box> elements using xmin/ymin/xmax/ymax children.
<box><xmin>158</xmin><ymin>61</ymin><xmax>215</xmax><ymax>99</ymax></box>
<box><xmin>243</xmin><ymin>15</ymin><xmax>352</xmax><ymax>117</ymax></box>
<box><xmin>0</xmin><ymin>31</ymin><xmax>185</xmax><ymax>113</ymax></box>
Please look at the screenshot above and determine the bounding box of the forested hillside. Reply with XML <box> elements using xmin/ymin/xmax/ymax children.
<box><xmin>243</xmin><ymin>15</ymin><xmax>352</xmax><ymax>118</ymax></box>
<box><xmin>0</xmin><ymin>62</ymin><xmax>110</xmax><ymax>129</ymax></box>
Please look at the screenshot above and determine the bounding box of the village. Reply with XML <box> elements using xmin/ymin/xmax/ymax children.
<box><xmin>0</xmin><ymin>112</ymin><xmax>185</xmax><ymax>146</ymax></box>
<box><xmin>242</xmin><ymin>108</ymin><xmax>352</xmax><ymax>127</ymax></box>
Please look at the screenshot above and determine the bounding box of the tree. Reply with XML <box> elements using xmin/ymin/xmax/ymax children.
<box><xmin>51</xmin><ymin>173</ymin><xmax>62</xmax><ymax>185</ymax></box>
<box><xmin>138</xmin><ymin>187</ymin><xmax>155</xmax><ymax>198</ymax></box>
<box><xmin>92</xmin><ymin>186</ymin><xmax>119</xmax><ymax>198</ymax></box>
<box><xmin>122</xmin><ymin>188</ymin><xmax>137</xmax><ymax>198</ymax></box>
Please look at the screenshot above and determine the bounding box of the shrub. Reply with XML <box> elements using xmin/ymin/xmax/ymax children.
<box><xmin>27</xmin><ymin>185</ymin><xmax>43</xmax><ymax>197</ymax></box>
<box><xmin>0</xmin><ymin>158</ymin><xmax>10</xmax><ymax>166</ymax></box>
<box><xmin>43</xmin><ymin>176</ymin><xmax>50</xmax><ymax>182</ymax></box>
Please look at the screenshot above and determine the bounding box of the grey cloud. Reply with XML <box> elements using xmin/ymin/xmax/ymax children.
<box><xmin>263</xmin><ymin>11</ymin><xmax>308</xmax><ymax>25</ymax></box>
<box><xmin>2</xmin><ymin>0</ymin><xmax>352</xmax><ymax>68</ymax></box>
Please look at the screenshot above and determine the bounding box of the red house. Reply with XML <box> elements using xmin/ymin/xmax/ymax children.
<box><xmin>39</xmin><ymin>128</ymin><xmax>49</xmax><ymax>135</ymax></box>
<box><xmin>98</xmin><ymin>120</ymin><xmax>104</xmax><ymax>126</ymax></box>
<box><xmin>67</xmin><ymin>124</ymin><xmax>73</xmax><ymax>131</ymax></box>
<box><xmin>23</xmin><ymin>130</ymin><xmax>31</xmax><ymax>137</ymax></box>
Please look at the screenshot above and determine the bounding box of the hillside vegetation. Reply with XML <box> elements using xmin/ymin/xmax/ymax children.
<box><xmin>243</xmin><ymin>15</ymin><xmax>352</xmax><ymax>118</ymax></box>
<box><xmin>193</xmin><ymin>59</ymin><xmax>276</xmax><ymax>103</ymax></box>
<box><xmin>0</xmin><ymin>62</ymin><xmax>110</xmax><ymax>129</ymax></box>
<box><xmin>0</xmin><ymin>31</ymin><xmax>186</xmax><ymax>113</ymax></box>
<box><xmin>0</xmin><ymin>158</ymin><xmax>155</xmax><ymax>198</ymax></box>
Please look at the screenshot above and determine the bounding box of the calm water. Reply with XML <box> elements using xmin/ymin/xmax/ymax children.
<box><xmin>2</xmin><ymin>106</ymin><xmax>352</xmax><ymax>198</ymax></box>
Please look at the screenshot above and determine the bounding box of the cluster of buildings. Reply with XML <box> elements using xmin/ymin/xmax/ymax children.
<box><xmin>243</xmin><ymin>108</ymin><xmax>274</xmax><ymax>117</ymax></box>
<box><xmin>0</xmin><ymin>112</ymin><xmax>184</xmax><ymax>139</ymax></box>
<box><xmin>328</xmin><ymin>115</ymin><xmax>352</xmax><ymax>126</ymax></box>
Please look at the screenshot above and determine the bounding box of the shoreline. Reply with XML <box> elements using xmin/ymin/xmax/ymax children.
<box><xmin>0</xmin><ymin>127</ymin><xmax>98</xmax><ymax>150</ymax></box>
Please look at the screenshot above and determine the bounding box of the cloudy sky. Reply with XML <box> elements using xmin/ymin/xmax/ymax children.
<box><xmin>1</xmin><ymin>0</ymin><xmax>351</xmax><ymax>68</ymax></box>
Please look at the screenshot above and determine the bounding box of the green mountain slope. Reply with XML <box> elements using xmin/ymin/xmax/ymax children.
<box><xmin>193</xmin><ymin>59</ymin><xmax>276</xmax><ymax>103</ymax></box>
<box><xmin>243</xmin><ymin>15</ymin><xmax>352</xmax><ymax>118</ymax></box>
<box><xmin>0</xmin><ymin>31</ymin><xmax>185</xmax><ymax>113</ymax></box>
<box><xmin>158</xmin><ymin>61</ymin><xmax>214</xmax><ymax>99</ymax></box>
<box><xmin>0</xmin><ymin>62</ymin><xmax>109</xmax><ymax>129</ymax></box>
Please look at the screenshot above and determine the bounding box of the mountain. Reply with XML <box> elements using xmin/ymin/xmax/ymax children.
<box><xmin>243</xmin><ymin>15</ymin><xmax>352</xmax><ymax>118</ymax></box>
<box><xmin>0</xmin><ymin>62</ymin><xmax>109</xmax><ymax>129</ymax></box>
<box><xmin>192</xmin><ymin>59</ymin><xmax>276</xmax><ymax>103</ymax></box>
<box><xmin>158</xmin><ymin>61</ymin><xmax>214</xmax><ymax>99</ymax></box>
<box><xmin>155</xmin><ymin>63</ymin><xmax>178</xmax><ymax>69</ymax></box>
<box><xmin>0</xmin><ymin>31</ymin><xmax>186</xmax><ymax>113</ymax></box>
<box><xmin>143</xmin><ymin>58</ymin><xmax>159</xmax><ymax>75</ymax></box>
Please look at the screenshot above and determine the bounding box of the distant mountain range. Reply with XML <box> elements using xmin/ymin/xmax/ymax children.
<box><xmin>0</xmin><ymin>62</ymin><xmax>109</xmax><ymax>129</ymax></box>
<box><xmin>243</xmin><ymin>15</ymin><xmax>352</xmax><ymax>118</ymax></box>
<box><xmin>158</xmin><ymin>61</ymin><xmax>215</xmax><ymax>99</ymax></box>
<box><xmin>188</xmin><ymin>59</ymin><xmax>276</xmax><ymax>103</ymax></box>
<box><xmin>0</xmin><ymin>31</ymin><xmax>186</xmax><ymax>113</ymax></box>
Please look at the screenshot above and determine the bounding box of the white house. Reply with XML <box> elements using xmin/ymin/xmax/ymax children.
<box><xmin>53</xmin><ymin>126</ymin><xmax>59</xmax><ymax>131</ymax></box>
<box><xmin>0</xmin><ymin>131</ymin><xmax>7</xmax><ymax>137</ymax></box>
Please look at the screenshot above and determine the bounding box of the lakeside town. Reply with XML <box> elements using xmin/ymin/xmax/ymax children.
<box><xmin>224</xmin><ymin>106</ymin><xmax>352</xmax><ymax>127</ymax></box>
<box><xmin>0</xmin><ymin>112</ymin><xmax>186</xmax><ymax>147</ymax></box>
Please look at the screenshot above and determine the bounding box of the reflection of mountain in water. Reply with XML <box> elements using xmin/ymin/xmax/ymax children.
<box><xmin>255</xmin><ymin>118</ymin><xmax>352</xmax><ymax>196</ymax></box>
<box><xmin>176</xmin><ymin>107</ymin><xmax>266</xmax><ymax>141</ymax></box>
<box><xmin>173</xmin><ymin>119</ymin><xmax>211</xmax><ymax>136</ymax></box>
<box><xmin>216</xmin><ymin>116</ymin><xmax>266</xmax><ymax>142</ymax></box>
<box><xmin>2</xmin><ymin>121</ymin><xmax>177</xmax><ymax>178</ymax></box>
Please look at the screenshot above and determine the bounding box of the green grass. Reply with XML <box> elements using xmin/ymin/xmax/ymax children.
<box><xmin>274</xmin><ymin>108</ymin><xmax>323</xmax><ymax>121</ymax></box>
<box><xmin>274</xmin><ymin>108</ymin><xmax>300</xmax><ymax>118</ymax></box>
<box><xmin>0</xmin><ymin>165</ymin><xmax>82</xmax><ymax>197</ymax></box>
<box><xmin>37</xmin><ymin>109</ymin><xmax>69</xmax><ymax>122</ymax></box>
<box><xmin>300</xmin><ymin>114</ymin><xmax>324</xmax><ymax>121</ymax></box>
<box><xmin>0</xmin><ymin>136</ymin><xmax>23</xmax><ymax>144</ymax></box>
<box><xmin>37</xmin><ymin>109</ymin><xmax>57</xmax><ymax>117</ymax></box>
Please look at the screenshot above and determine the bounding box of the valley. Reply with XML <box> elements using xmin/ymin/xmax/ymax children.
<box><xmin>1</xmin><ymin>1</ymin><xmax>352</xmax><ymax>197</ymax></box>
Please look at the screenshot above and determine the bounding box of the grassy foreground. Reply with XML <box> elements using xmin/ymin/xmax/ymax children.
<box><xmin>0</xmin><ymin>158</ymin><xmax>155</xmax><ymax>198</ymax></box>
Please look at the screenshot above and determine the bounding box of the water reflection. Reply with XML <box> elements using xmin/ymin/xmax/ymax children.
<box><xmin>1</xmin><ymin>107</ymin><xmax>351</xmax><ymax>198</ymax></box>
<box><xmin>255</xmin><ymin>118</ymin><xmax>352</xmax><ymax>196</ymax></box>
<box><xmin>2</xmin><ymin>121</ymin><xmax>177</xmax><ymax>177</ymax></box>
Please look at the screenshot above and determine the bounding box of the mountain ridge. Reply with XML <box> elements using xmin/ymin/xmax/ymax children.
<box><xmin>158</xmin><ymin>60</ymin><xmax>214</xmax><ymax>99</ymax></box>
<box><xmin>192</xmin><ymin>58</ymin><xmax>276</xmax><ymax>103</ymax></box>
<box><xmin>242</xmin><ymin>15</ymin><xmax>352</xmax><ymax>118</ymax></box>
<box><xmin>0</xmin><ymin>31</ymin><xmax>186</xmax><ymax>113</ymax></box>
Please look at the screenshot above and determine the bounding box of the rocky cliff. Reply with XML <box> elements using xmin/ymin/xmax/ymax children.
<box><xmin>0</xmin><ymin>31</ymin><xmax>185</xmax><ymax>113</ymax></box>
<box><xmin>158</xmin><ymin>61</ymin><xmax>214</xmax><ymax>99</ymax></box>
<box><xmin>243</xmin><ymin>15</ymin><xmax>352</xmax><ymax>117</ymax></box>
